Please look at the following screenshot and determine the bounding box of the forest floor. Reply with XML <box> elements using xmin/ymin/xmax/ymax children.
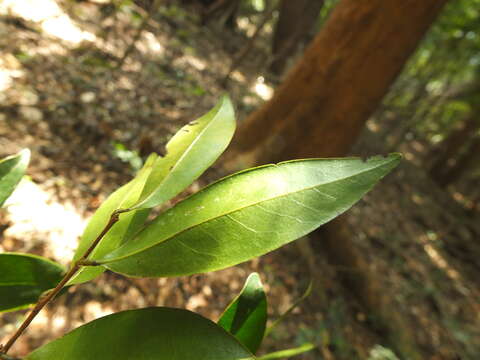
<box><xmin>0</xmin><ymin>1</ymin><xmax>479</xmax><ymax>359</ymax></box>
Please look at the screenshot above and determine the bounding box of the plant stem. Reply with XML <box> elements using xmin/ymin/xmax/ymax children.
<box><xmin>0</xmin><ymin>211</ymin><xmax>121</xmax><ymax>355</ymax></box>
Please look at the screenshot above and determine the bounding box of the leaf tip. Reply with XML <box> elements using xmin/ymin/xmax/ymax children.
<box><xmin>246</xmin><ymin>272</ymin><xmax>263</xmax><ymax>288</ymax></box>
<box><xmin>19</xmin><ymin>148</ymin><xmax>31</xmax><ymax>161</ymax></box>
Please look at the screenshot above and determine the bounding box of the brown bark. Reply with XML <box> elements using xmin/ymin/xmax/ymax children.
<box><xmin>429</xmin><ymin>116</ymin><xmax>480</xmax><ymax>182</ymax></box>
<box><xmin>269</xmin><ymin>0</ymin><xmax>324</xmax><ymax>75</ymax></box>
<box><xmin>223</xmin><ymin>0</ymin><xmax>448</xmax><ymax>358</ymax></box>
<box><xmin>225</xmin><ymin>0</ymin><xmax>447</xmax><ymax>167</ymax></box>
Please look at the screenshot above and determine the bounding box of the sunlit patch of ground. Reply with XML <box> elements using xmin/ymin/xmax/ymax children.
<box><xmin>0</xmin><ymin>0</ymin><xmax>96</xmax><ymax>44</ymax></box>
<box><xmin>0</xmin><ymin>55</ymin><xmax>25</xmax><ymax>93</ymax></box>
<box><xmin>2</xmin><ymin>178</ymin><xmax>87</xmax><ymax>264</ymax></box>
<box><xmin>252</xmin><ymin>75</ymin><xmax>273</xmax><ymax>100</ymax></box>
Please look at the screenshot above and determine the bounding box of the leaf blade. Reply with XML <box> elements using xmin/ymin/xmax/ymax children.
<box><xmin>25</xmin><ymin>307</ymin><xmax>255</xmax><ymax>360</ymax></box>
<box><xmin>0</xmin><ymin>253</ymin><xmax>64</xmax><ymax>313</ymax></box>
<box><xmin>0</xmin><ymin>149</ymin><xmax>30</xmax><ymax>207</ymax></box>
<box><xmin>100</xmin><ymin>154</ymin><xmax>401</xmax><ymax>277</ymax></box>
<box><xmin>132</xmin><ymin>95</ymin><xmax>236</xmax><ymax>210</ymax></box>
<box><xmin>218</xmin><ymin>273</ymin><xmax>267</xmax><ymax>353</ymax></box>
<box><xmin>67</xmin><ymin>154</ymin><xmax>157</xmax><ymax>285</ymax></box>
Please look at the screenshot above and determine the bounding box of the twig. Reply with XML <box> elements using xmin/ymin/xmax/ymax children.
<box><xmin>0</xmin><ymin>211</ymin><xmax>121</xmax><ymax>355</ymax></box>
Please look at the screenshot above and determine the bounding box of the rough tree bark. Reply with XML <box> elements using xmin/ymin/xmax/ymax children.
<box><xmin>269</xmin><ymin>0</ymin><xmax>324</xmax><ymax>75</ymax></box>
<box><xmin>224</xmin><ymin>0</ymin><xmax>448</xmax><ymax>358</ymax></box>
<box><xmin>225</xmin><ymin>0</ymin><xmax>448</xmax><ymax>167</ymax></box>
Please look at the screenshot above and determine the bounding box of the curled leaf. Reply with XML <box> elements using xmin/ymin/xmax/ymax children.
<box><xmin>218</xmin><ymin>273</ymin><xmax>267</xmax><ymax>353</ymax></box>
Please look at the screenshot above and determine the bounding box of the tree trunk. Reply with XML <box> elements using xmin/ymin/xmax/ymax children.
<box><xmin>269</xmin><ymin>0</ymin><xmax>324</xmax><ymax>75</ymax></box>
<box><xmin>223</xmin><ymin>0</ymin><xmax>448</xmax><ymax>358</ymax></box>
<box><xmin>225</xmin><ymin>0</ymin><xmax>447</xmax><ymax>167</ymax></box>
<box><xmin>429</xmin><ymin>115</ymin><xmax>480</xmax><ymax>183</ymax></box>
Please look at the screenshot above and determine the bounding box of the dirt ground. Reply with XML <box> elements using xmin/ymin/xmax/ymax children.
<box><xmin>0</xmin><ymin>1</ymin><xmax>479</xmax><ymax>359</ymax></box>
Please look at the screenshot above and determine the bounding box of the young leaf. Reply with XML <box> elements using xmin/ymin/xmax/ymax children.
<box><xmin>0</xmin><ymin>149</ymin><xmax>30</xmax><ymax>207</ymax></box>
<box><xmin>257</xmin><ymin>343</ymin><xmax>315</xmax><ymax>360</ymax></box>
<box><xmin>98</xmin><ymin>154</ymin><xmax>401</xmax><ymax>277</ymax></box>
<box><xmin>24</xmin><ymin>307</ymin><xmax>255</xmax><ymax>360</ymax></box>
<box><xmin>131</xmin><ymin>96</ymin><xmax>236</xmax><ymax>210</ymax></box>
<box><xmin>67</xmin><ymin>154</ymin><xmax>157</xmax><ymax>285</ymax></box>
<box><xmin>218</xmin><ymin>273</ymin><xmax>267</xmax><ymax>353</ymax></box>
<box><xmin>0</xmin><ymin>253</ymin><xmax>64</xmax><ymax>313</ymax></box>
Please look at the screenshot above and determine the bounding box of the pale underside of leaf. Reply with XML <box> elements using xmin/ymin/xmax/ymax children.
<box><xmin>67</xmin><ymin>154</ymin><xmax>157</xmax><ymax>285</ymax></box>
<box><xmin>98</xmin><ymin>155</ymin><xmax>400</xmax><ymax>277</ymax></box>
<box><xmin>132</xmin><ymin>95</ymin><xmax>235</xmax><ymax>210</ymax></box>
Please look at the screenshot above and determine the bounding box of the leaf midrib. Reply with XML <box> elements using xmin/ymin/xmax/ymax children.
<box><xmin>100</xmin><ymin>160</ymin><xmax>392</xmax><ymax>264</ymax></box>
<box><xmin>138</xmin><ymin>101</ymin><xmax>225</xmax><ymax>208</ymax></box>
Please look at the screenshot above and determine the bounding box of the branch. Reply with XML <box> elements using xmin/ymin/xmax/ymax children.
<box><xmin>0</xmin><ymin>211</ymin><xmax>121</xmax><ymax>355</ymax></box>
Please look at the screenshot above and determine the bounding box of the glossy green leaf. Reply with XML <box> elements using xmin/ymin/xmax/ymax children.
<box><xmin>0</xmin><ymin>149</ymin><xmax>30</xmax><ymax>207</ymax></box>
<box><xmin>257</xmin><ymin>343</ymin><xmax>315</xmax><ymax>360</ymax></box>
<box><xmin>67</xmin><ymin>154</ymin><xmax>157</xmax><ymax>285</ymax></box>
<box><xmin>218</xmin><ymin>273</ymin><xmax>267</xmax><ymax>353</ymax></box>
<box><xmin>0</xmin><ymin>253</ymin><xmax>64</xmax><ymax>313</ymax></box>
<box><xmin>25</xmin><ymin>307</ymin><xmax>255</xmax><ymax>360</ymax></box>
<box><xmin>131</xmin><ymin>96</ymin><xmax>235</xmax><ymax>210</ymax></box>
<box><xmin>99</xmin><ymin>154</ymin><xmax>401</xmax><ymax>277</ymax></box>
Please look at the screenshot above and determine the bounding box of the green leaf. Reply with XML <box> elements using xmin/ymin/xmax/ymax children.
<box><xmin>0</xmin><ymin>253</ymin><xmax>64</xmax><ymax>313</ymax></box>
<box><xmin>131</xmin><ymin>96</ymin><xmax>236</xmax><ymax>210</ymax></box>
<box><xmin>25</xmin><ymin>307</ymin><xmax>255</xmax><ymax>360</ymax></box>
<box><xmin>257</xmin><ymin>343</ymin><xmax>315</xmax><ymax>360</ymax></box>
<box><xmin>67</xmin><ymin>154</ymin><xmax>157</xmax><ymax>285</ymax></box>
<box><xmin>0</xmin><ymin>149</ymin><xmax>30</xmax><ymax>207</ymax></box>
<box><xmin>98</xmin><ymin>154</ymin><xmax>401</xmax><ymax>277</ymax></box>
<box><xmin>218</xmin><ymin>273</ymin><xmax>267</xmax><ymax>353</ymax></box>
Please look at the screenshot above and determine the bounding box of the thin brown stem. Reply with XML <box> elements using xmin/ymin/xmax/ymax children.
<box><xmin>0</xmin><ymin>212</ymin><xmax>121</xmax><ymax>355</ymax></box>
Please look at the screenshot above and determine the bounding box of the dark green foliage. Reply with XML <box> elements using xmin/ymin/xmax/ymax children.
<box><xmin>0</xmin><ymin>253</ymin><xmax>64</xmax><ymax>313</ymax></box>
